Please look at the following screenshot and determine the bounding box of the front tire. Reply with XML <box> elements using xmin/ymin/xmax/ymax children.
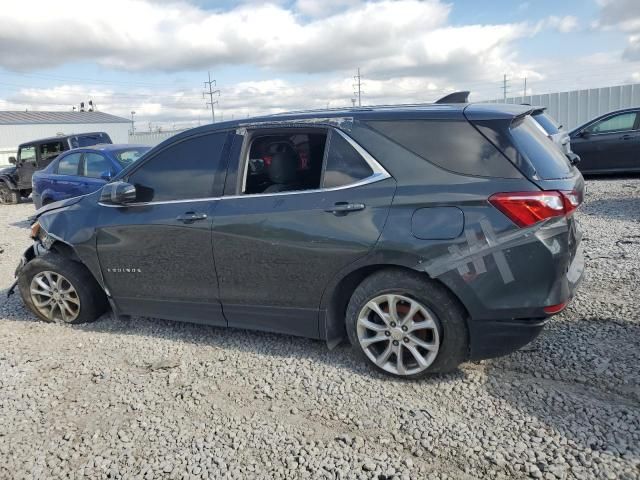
<box><xmin>18</xmin><ymin>253</ymin><xmax>108</xmax><ymax>324</ymax></box>
<box><xmin>0</xmin><ymin>183</ymin><xmax>19</xmax><ymax>204</ymax></box>
<box><xmin>346</xmin><ymin>269</ymin><xmax>468</xmax><ymax>379</ymax></box>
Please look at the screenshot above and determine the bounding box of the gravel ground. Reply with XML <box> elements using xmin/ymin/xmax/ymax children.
<box><xmin>0</xmin><ymin>179</ymin><xmax>639</xmax><ymax>480</ymax></box>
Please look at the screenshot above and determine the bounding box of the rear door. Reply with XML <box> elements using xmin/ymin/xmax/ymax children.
<box><xmin>16</xmin><ymin>144</ymin><xmax>37</xmax><ymax>189</ymax></box>
<box><xmin>95</xmin><ymin>131</ymin><xmax>231</xmax><ymax>325</ymax></box>
<box><xmin>212</xmin><ymin>127</ymin><xmax>396</xmax><ymax>338</ymax></box>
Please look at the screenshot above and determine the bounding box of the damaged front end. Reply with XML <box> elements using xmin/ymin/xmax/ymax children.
<box><xmin>7</xmin><ymin>193</ymin><xmax>101</xmax><ymax>298</ymax></box>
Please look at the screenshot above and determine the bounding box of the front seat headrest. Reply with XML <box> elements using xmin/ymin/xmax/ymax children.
<box><xmin>268</xmin><ymin>150</ymin><xmax>299</xmax><ymax>185</ymax></box>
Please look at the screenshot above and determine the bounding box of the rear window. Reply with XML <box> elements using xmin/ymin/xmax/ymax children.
<box><xmin>510</xmin><ymin>116</ymin><xmax>572</xmax><ymax>180</ymax></box>
<box><xmin>114</xmin><ymin>147</ymin><xmax>150</xmax><ymax>167</ymax></box>
<box><xmin>366</xmin><ymin>120</ymin><xmax>520</xmax><ymax>178</ymax></box>
<box><xmin>69</xmin><ymin>133</ymin><xmax>112</xmax><ymax>148</ymax></box>
<box><xmin>532</xmin><ymin>111</ymin><xmax>561</xmax><ymax>135</ymax></box>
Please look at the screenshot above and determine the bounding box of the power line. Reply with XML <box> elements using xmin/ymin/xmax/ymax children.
<box><xmin>203</xmin><ymin>71</ymin><xmax>220</xmax><ymax>123</ymax></box>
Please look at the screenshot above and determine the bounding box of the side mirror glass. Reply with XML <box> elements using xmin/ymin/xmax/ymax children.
<box><xmin>8</xmin><ymin>156</ymin><xmax>16</xmax><ymax>164</ymax></box>
<box><xmin>100</xmin><ymin>181</ymin><xmax>137</xmax><ymax>205</ymax></box>
<box><xmin>100</xmin><ymin>170</ymin><xmax>113</xmax><ymax>181</ymax></box>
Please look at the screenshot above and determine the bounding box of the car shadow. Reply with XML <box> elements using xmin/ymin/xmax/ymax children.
<box><xmin>0</xmin><ymin>286</ymin><xmax>467</xmax><ymax>385</ymax></box>
<box><xmin>9</xmin><ymin>218</ymin><xmax>32</xmax><ymax>229</ymax></box>
<box><xmin>482</xmin><ymin>311</ymin><xmax>639</xmax><ymax>456</ymax></box>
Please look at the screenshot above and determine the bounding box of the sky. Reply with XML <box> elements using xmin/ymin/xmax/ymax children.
<box><xmin>0</xmin><ymin>0</ymin><xmax>639</xmax><ymax>130</ymax></box>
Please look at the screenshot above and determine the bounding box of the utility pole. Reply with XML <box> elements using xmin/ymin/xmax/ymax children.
<box><xmin>351</xmin><ymin>98</ymin><xmax>356</xmax><ymax>107</ymax></box>
<box><xmin>502</xmin><ymin>74</ymin><xmax>509</xmax><ymax>102</ymax></box>
<box><xmin>523</xmin><ymin>77</ymin><xmax>527</xmax><ymax>97</ymax></box>
<box><xmin>130</xmin><ymin>111</ymin><xmax>136</xmax><ymax>134</ymax></box>
<box><xmin>353</xmin><ymin>68</ymin><xmax>362</xmax><ymax>107</ymax></box>
<box><xmin>203</xmin><ymin>71</ymin><xmax>220</xmax><ymax>123</ymax></box>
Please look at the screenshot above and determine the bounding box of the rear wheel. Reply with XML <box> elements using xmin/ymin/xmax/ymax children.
<box><xmin>346</xmin><ymin>269</ymin><xmax>468</xmax><ymax>378</ymax></box>
<box><xmin>18</xmin><ymin>253</ymin><xmax>108</xmax><ymax>324</ymax></box>
<box><xmin>0</xmin><ymin>183</ymin><xmax>19</xmax><ymax>204</ymax></box>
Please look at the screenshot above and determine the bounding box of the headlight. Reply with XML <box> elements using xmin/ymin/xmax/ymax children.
<box><xmin>30</xmin><ymin>221</ymin><xmax>41</xmax><ymax>239</ymax></box>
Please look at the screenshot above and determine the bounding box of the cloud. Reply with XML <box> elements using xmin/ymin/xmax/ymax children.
<box><xmin>595</xmin><ymin>0</ymin><xmax>640</xmax><ymax>60</ymax></box>
<box><xmin>543</xmin><ymin>15</ymin><xmax>579</xmax><ymax>33</ymax></box>
<box><xmin>0</xmin><ymin>0</ymin><xmax>527</xmax><ymax>80</ymax></box>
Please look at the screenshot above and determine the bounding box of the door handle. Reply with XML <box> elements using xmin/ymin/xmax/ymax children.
<box><xmin>621</xmin><ymin>134</ymin><xmax>634</xmax><ymax>140</ymax></box>
<box><xmin>176</xmin><ymin>212</ymin><xmax>208</xmax><ymax>223</ymax></box>
<box><xmin>325</xmin><ymin>202</ymin><xmax>366</xmax><ymax>215</ymax></box>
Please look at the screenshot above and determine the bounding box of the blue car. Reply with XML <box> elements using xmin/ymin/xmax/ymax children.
<box><xmin>32</xmin><ymin>144</ymin><xmax>150</xmax><ymax>209</ymax></box>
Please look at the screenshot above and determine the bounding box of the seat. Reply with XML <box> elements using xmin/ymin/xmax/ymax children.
<box><xmin>262</xmin><ymin>150</ymin><xmax>301</xmax><ymax>193</ymax></box>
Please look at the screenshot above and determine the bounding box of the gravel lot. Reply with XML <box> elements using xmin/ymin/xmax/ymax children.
<box><xmin>1</xmin><ymin>178</ymin><xmax>639</xmax><ymax>480</ymax></box>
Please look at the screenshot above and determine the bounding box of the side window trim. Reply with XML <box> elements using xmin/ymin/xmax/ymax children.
<box><xmin>232</xmin><ymin>127</ymin><xmax>390</xmax><ymax>199</ymax></box>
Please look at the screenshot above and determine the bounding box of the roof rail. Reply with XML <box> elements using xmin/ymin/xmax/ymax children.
<box><xmin>435</xmin><ymin>91</ymin><xmax>470</xmax><ymax>104</ymax></box>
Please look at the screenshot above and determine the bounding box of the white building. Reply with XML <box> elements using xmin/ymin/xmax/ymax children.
<box><xmin>0</xmin><ymin>111</ymin><xmax>131</xmax><ymax>165</ymax></box>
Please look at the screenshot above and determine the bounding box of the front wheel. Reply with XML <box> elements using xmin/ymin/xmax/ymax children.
<box><xmin>346</xmin><ymin>269</ymin><xmax>468</xmax><ymax>379</ymax></box>
<box><xmin>0</xmin><ymin>183</ymin><xmax>19</xmax><ymax>204</ymax></box>
<box><xmin>18</xmin><ymin>253</ymin><xmax>108</xmax><ymax>324</ymax></box>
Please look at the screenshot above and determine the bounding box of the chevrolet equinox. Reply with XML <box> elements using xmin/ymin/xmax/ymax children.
<box><xmin>10</xmin><ymin>103</ymin><xmax>585</xmax><ymax>379</ymax></box>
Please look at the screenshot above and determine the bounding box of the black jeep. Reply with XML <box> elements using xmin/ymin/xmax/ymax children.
<box><xmin>0</xmin><ymin>132</ymin><xmax>112</xmax><ymax>204</ymax></box>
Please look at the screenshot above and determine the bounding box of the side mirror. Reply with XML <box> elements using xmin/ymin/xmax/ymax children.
<box><xmin>100</xmin><ymin>170</ymin><xmax>113</xmax><ymax>181</ymax></box>
<box><xmin>579</xmin><ymin>130</ymin><xmax>591</xmax><ymax>139</ymax></box>
<box><xmin>8</xmin><ymin>156</ymin><xmax>16</xmax><ymax>164</ymax></box>
<box><xmin>100</xmin><ymin>181</ymin><xmax>137</xmax><ymax>205</ymax></box>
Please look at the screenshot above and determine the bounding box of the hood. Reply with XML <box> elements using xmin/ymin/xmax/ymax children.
<box><xmin>0</xmin><ymin>165</ymin><xmax>16</xmax><ymax>176</ymax></box>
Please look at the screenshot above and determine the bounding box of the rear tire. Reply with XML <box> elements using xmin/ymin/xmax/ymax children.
<box><xmin>0</xmin><ymin>183</ymin><xmax>19</xmax><ymax>204</ymax></box>
<box><xmin>346</xmin><ymin>269</ymin><xmax>468</xmax><ymax>379</ymax></box>
<box><xmin>18</xmin><ymin>253</ymin><xmax>108</xmax><ymax>324</ymax></box>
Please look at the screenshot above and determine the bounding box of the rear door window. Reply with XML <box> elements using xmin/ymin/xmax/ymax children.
<box><xmin>322</xmin><ymin>131</ymin><xmax>373</xmax><ymax>188</ymax></box>
<box><xmin>39</xmin><ymin>141</ymin><xmax>64</xmax><ymax>163</ymax></box>
<box><xmin>82</xmin><ymin>152</ymin><xmax>111</xmax><ymax>179</ymax></box>
<box><xmin>56</xmin><ymin>153</ymin><xmax>82</xmax><ymax>175</ymax></box>
<box><xmin>510</xmin><ymin>116</ymin><xmax>572</xmax><ymax>180</ymax></box>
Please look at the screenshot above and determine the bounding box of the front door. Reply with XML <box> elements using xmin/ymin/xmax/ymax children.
<box><xmin>16</xmin><ymin>144</ymin><xmax>37</xmax><ymax>189</ymax></box>
<box><xmin>212</xmin><ymin>127</ymin><xmax>396</xmax><ymax>338</ymax></box>
<box><xmin>96</xmin><ymin>131</ymin><xmax>231</xmax><ymax>325</ymax></box>
<box><xmin>573</xmin><ymin>110</ymin><xmax>639</xmax><ymax>172</ymax></box>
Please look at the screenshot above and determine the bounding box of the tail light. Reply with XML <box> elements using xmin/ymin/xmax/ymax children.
<box><xmin>489</xmin><ymin>190</ymin><xmax>581</xmax><ymax>228</ymax></box>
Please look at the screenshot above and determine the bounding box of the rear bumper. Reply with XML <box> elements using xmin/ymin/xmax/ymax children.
<box><xmin>468</xmin><ymin>317</ymin><xmax>547</xmax><ymax>360</ymax></box>
<box><xmin>468</xmin><ymin>242</ymin><xmax>584</xmax><ymax>361</ymax></box>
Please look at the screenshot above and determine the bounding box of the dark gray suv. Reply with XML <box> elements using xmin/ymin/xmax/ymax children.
<box><xmin>10</xmin><ymin>103</ymin><xmax>585</xmax><ymax>379</ymax></box>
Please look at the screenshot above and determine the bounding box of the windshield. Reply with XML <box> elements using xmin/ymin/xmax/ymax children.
<box><xmin>532</xmin><ymin>111</ymin><xmax>561</xmax><ymax>135</ymax></box>
<box><xmin>69</xmin><ymin>133</ymin><xmax>112</xmax><ymax>148</ymax></box>
<box><xmin>511</xmin><ymin>116</ymin><xmax>572</xmax><ymax>179</ymax></box>
<box><xmin>113</xmin><ymin>147</ymin><xmax>150</xmax><ymax>167</ymax></box>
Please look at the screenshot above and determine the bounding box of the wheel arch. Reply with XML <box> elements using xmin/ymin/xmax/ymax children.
<box><xmin>319</xmin><ymin>261</ymin><xmax>470</xmax><ymax>347</ymax></box>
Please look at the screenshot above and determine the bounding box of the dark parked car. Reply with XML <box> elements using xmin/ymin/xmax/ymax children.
<box><xmin>9</xmin><ymin>104</ymin><xmax>585</xmax><ymax>379</ymax></box>
<box><xmin>32</xmin><ymin>144</ymin><xmax>150</xmax><ymax>209</ymax></box>
<box><xmin>0</xmin><ymin>132</ymin><xmax>112</xmax><ymax>204</ymax></box>
<box><xmin>570</xmin><ymin>108</ymin><xmax>640</xmax><ymax>174</ymax></box>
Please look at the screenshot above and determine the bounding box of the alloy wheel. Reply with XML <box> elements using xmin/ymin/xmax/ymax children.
<box><xmin>29</xmin><ymin>271</ymin><xmax>81</xmax><ymax>323</ymax></box>
<box><xmin>356</xmin><ymin>294</ymin><xmax>440</xmax><ymax>376</ymax></box>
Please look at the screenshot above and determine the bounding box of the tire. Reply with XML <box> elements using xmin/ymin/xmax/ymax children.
<box><xmin>0</xmin><ymin>183</ymin><xmax>20</xmax><ymax>204</ymax></box>
<box><xmin>18</xmin><ymin>253</ymin><xmax>108</xmax><ymax>324</ymax></box>
<box><xmin>346</xmin><ymin>268</ymin><xmax>468</xmax><ymax>379</ymax></box>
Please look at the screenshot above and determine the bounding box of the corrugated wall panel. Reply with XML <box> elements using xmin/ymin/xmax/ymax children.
<box><xmin>485</xmin><ymin>83</ymin><xmax>640</xmax><ymax>130</ymax></box>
